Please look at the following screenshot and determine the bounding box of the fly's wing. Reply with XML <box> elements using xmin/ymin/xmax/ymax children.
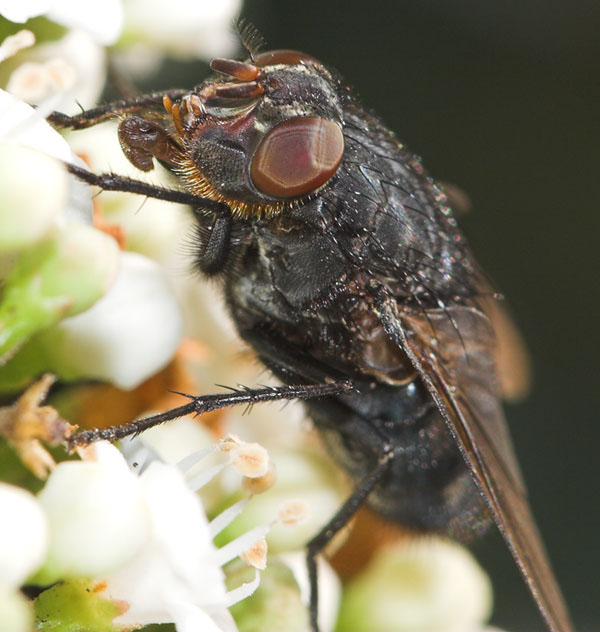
<box><xmin>375</xmin><ymin>295</ymin><xmax>573</xmax><ymax>632</ymax></box>
<box><xmin>480</xmin><ymin>295</ymin><xmax>532</xmax><ymax>402</ymax></box>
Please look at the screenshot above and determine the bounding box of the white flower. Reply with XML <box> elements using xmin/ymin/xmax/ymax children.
<box><xmin>0</xmin><ymin>0</ymin><xmax>124</xmax><ymax>45</ymax></box>
<box><xmin>7</xmin><ymin>30</ymin><xmax>107</xmax><ymax>114</ymax></box>
<box><xmin>0</xmin><ymin>88</ymin><xmax>71</xmax><ymax>161</ymax></box>
<box><xmin>0</xmin><ymin>89</ymin><xmax>93</xmax><ymax>229</ymax></box>
<box><xmin>0</xmin><ymin>483</ymin><xmax>48</xmax><ymax>587</ymax></box>
<box><xmin>37</xmin><ymin>251</ymin><xmax>183</xmax><ymax>389</ymax></box>
<box><xmin>104</xmin><ymin>459</ymin><xmax>236</xmax><ymax>629</ymax></box>
<box><xmin>37</xmin><ymin>440</ymin><xmax>265</xmax><ymax>631</ymax></box>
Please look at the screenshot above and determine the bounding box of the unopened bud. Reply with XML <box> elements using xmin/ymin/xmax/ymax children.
<box><xmin>0</xmin><ymin>143</ymin><xmax>67</xmax><ymax>255</ymax></box>
<box><xmin>0</xmin><ymin>222</ymin><xmax>119</xmax><ymax>360</ymax></box>
<box><xmin>0</xmin><ymin>30</ymin><xmax>35</xmax><ymax>63</ymax></box>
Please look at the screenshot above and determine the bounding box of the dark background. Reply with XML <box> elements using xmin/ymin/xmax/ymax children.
<box><xmin>151</xmin><ymin>2</ymin><xmax>599</xmax><ymax>630</ymax></box>
<box><xmin>241</xmin><ymin>2</ymin><xmax>599</xmax><ymax>630</ymax></box>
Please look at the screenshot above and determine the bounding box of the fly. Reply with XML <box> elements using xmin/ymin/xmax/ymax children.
<box><xmin>47</xmin><ymin>33</ymin><xmax>573</xmax><ymax>632</ymax></box>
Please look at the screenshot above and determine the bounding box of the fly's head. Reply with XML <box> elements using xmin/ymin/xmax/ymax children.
<box><xmin>118</xmin><ymin>50</ymin><xmax>346</xmax><ymax>219</ymax></box>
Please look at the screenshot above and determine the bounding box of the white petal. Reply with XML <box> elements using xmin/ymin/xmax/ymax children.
<box><xmin>48</xmin><ymin>1</ymin><xmax>124</xmax><ymax>45</ymax></box>
<box><xmin>0</xmin><ymin>484</ymin><xmax>48</xmax><ymax>587</ymax></box>
<box><xmin>60</xmin><ymin>155</ymin><xmax>94</xmax><ymax>225</ymax></box>
<box><xmin>169</xmin><ymin>602</ymin><xmax>236</xmax><ymax>632</ymax></box>
<box><xmin>0</xmin><ymin>30</ymin><xmax>36</xmax><ymax>63</ymax></box>
<box><xmin>40</xmin><ymin>252</ymin><xmax>183</xmax><ymax>389</ymax></box>
<box><xmin>27</xmin><ymin>31</ymin><xmax>107</xmax><ymax>113</ymax></box>
<box><xmin>0</xmin><ymin>89</ymin><xmax>71</xmax><ymax>161</ymax></box>
<box><xmin>37</xmin><ymin>444</ymin><xmax>150</xmax><ymax>577</ymax></box>
<box><xmin>107</xmin><ymin>461</ymin><xmax>229</xmax><ymax>624</ymax></box>
<box><xmin>0</xmin><ymin>1</ymin><xmax>50</xmax><ymax>23</ymax></box>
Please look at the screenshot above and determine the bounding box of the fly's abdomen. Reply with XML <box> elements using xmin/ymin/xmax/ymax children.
<box><xmin>306</xmin><ymin>378</ymin><xmax>490</xmax><ymax>541</ymax></box>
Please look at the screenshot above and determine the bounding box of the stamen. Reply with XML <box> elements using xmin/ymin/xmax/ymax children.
<box><xmin>209</xmin><ymin>497</ymin><xmax>250</xmax><ymax>537</ymax></box>
<box><xmin>176</xmin><ymin>445</ymin><xmax>217</xmax><ymax>473</ymax></box>
<box><xmin>241</xmin><ymin>537</ymin><xmax>268</xmax><ymax>570</ymax></box>
<box><xmin>277</xmin><ymin>499</ymin><xmax>310</xmax><ymax>526</ymax></box>
<box><xmin>186</xmin><ymin>463</ymin><xmax>225</xmax><ymax>491</ymax></box>
<box><xmin>242</xmin><ymin>464</ymin><xmax>277</xmax><ymax>495</ymax></box>
<box><xmin>230</xmin><ymin>442</ymin><xmax>269</xmax><ymax>478</ymax></box>
<box><xmin>222</xmin><ymin>569</ymin><xmax>260</xmax><ymax>607</ymax></box>
<box><xmin>7</xmin><ymin>58</ymin><xmax>76</xmax><ymax>103</ymax></box>
<box><xmin>212</xmin><ymin>523</ymin><xmax>270</xmax><ymax>567</ymax></box>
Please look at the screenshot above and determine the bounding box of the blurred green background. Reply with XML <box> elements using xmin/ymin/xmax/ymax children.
<box><xmin>144</xmin><ymin>1</ymin><xmax>599</xmax><ymax>629</ymax></box>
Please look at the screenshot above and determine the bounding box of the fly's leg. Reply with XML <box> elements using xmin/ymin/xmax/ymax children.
<box><xmin>306</xmin><ymin>429</ymin><xmax>394</xmax><ymax>632</ymax></box>
<box><xmin>67</xmin><ymin>381</ymin><xmax>353</xmax><ymax>448</ymax></box>
<box><xmin>47</xmin><ymin>90</ymin><xmax>187</xmax><ymax>129</ymax></box>
<box><xmin>66</xmin><ymin>162</ymin><xmax>228</xmax><ymax>210</ymax></box>
<box><xmin>66</xmin><ymin>163</ymin><xmax>233</xmax><ymax>272</ymax></box>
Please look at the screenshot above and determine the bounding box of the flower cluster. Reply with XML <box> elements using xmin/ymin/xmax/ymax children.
<box><xmin>0</xmin><ymin>4</ymin><xmax>500</xmax><ymax>632</ymax></box>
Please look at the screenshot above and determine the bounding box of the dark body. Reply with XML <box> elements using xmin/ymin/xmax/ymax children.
<box><xmin>222</xmin><ymin>103</ymin><xmax>487</xmax><ymax>539</ymax></box>
<box><xmin>49</xmin><ymin>47</ymin><xmax>572</xmax><ymax>632</ymax></box>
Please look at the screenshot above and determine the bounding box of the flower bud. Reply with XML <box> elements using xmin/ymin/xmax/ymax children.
<box><xmin>38</xmin><ymin>252</ymin><xmax>183</xmax><ymax>389</ymax></box>
<box><xmin>0</xmin><ymin>143</ymin><xmax>68</xmax><ymax>255</ymax></box>
<box><xmin>0</xmin><ymin>483</ymin><xmax>48</xmax><ymax>587</ymax></box>
<box><xmin>336</xmin><ymin>537</ymin><xmax>492</xmax><ymax>632</ymax></box>
<box><xmin>0</xmin><ymin>585</ymin><xmax>32</xmax><ymax>632</ymax></box>
<box><xmin>0</xmin><ymin>222</ymin><xmax>119</xmax><ymax>360</ymax></box>
<box><xmin>37</xmin><ymin>442</ymin><xmax>150</xmax><ymax>581</ymax></box>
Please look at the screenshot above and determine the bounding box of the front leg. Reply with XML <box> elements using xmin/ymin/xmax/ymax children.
<box><xmin>65</xmin><ymin>162</ymin><xmax>226</xmax><ymax>212</ymax></box>
<box><xmin>66</xmin><ymin>162</ymin><xmax>234</xmax><ymax>274</ymax></box>
<box><xmin>47</xmin><ymin>90</ymin><xmax>187</xmax><ymax>129</ymax></box>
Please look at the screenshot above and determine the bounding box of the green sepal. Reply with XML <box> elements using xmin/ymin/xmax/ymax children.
<box><xmin>34</xmin><ymin>579</ymin><xmax>125</xmax><ymax>632</ymax></box>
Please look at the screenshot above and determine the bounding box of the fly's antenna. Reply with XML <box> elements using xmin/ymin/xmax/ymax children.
<box><xmin>235</xmin><ymin>18</ymin><xmax>265</xmax><ymax>62</ymax></box>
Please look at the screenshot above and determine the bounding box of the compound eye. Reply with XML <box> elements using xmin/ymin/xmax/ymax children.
<box><xmin>250</xmin><ymin>117</ymin><xmax>344</xmax><ymax>199</ymax></box>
